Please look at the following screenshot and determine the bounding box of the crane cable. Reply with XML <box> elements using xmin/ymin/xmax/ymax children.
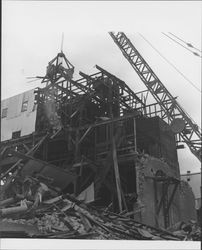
<box><xmin>162</xmin><ymin>32</ymin><xmax>201</xmax><ymax>58</ymax></box>
<box><xmin>169</xmin><ymin>32</ymin><xmax>202</xmax><ymax>53</ymax></box>
<box><xmin>138</xmin><ymin>33</ymin><xmax>201</xmax><ymax>94</ymax></box>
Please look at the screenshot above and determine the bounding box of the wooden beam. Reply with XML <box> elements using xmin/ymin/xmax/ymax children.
<box><xmin>111</xmin><ymin>129</ymin><xmax>123</xmax><ymax>212</ymax></box>
<box><xmin>78</xmin><ymin>126</ymin><xmax>93</xmax><ymax>145</ymax></box>
<box><xmin>133</xmin><ymin>118</ymin><xmax>137</xmax><ymax>152</ymax></box>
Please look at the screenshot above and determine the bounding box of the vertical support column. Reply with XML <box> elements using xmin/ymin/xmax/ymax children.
<box><xmin>108</xmin><ymin>80</ymin><xmax>123</xmax><ymax>213</ymax></box>
<box><xmin>111</xmin><ymin>126</ymin><xmax>123</xmax><ymax>213</ymax></box>
<box><xmin>133</xmin><ymin>117</ymin><xmax>137</xmax><ymax>152</ymax></box>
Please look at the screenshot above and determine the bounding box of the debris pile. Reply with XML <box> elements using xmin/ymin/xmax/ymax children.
<box><xmin>0</xmin><ymin>187</ymin><xmax>201</xmax><ymax>240</ymax></box>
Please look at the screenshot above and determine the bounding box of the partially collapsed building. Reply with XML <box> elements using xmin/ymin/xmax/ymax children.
<box><xmin>0</xmin><ymin>33</ymin><xmax>201</xmax><ymax>239</ymax></box>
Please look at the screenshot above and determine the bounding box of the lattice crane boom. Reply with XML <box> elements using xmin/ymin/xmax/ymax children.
<box><xmin>109</xmin><ymin>32</ymin><xmax>201</xmax><ymax>162</ymax></box>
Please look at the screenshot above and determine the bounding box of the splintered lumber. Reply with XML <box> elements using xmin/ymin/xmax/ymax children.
<box><xmin>52</xmin><ymin>203</ymin><xmax>74</xmax><ymax>231</ymax></box>
<box><xmin>73</xmin><ymin>203</ymin><xmax>111</xmax><ymax>233</ymax></box>
<box><xmin>102</xmin><ymin>210</ymin><xmax>183</xmax><ymax>240</ymax></box>
<box><xmin>0</xmin><ymin>191</ymin><xmax>198</xmax><ymax>240</ymax></box>
<box><xmin>76</xmin><ymin>211</ymin><xmax>92</xmax><ymax>232</ymax></box>
<box><xmin>0</xmin><ymin>195</ymin><xmax>24</xmax><ymax>208</ymax></box>
<box><xmin>43</xmin><ymin>195</ymin><xmax>63</xmax><ymax>205</ymax></box>
<box><xmin>0</xmin><ymin>198</ymin><xmax>17</xmax><ymax>208</ymax></box>
<box><xmin>0</xmin><ymin>202</ymin><xmax>28</xmax><ymax>216</ymax></box>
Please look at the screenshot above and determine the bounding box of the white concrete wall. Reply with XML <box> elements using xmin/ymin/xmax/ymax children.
<box><xmin>1</xmin><ymin>89</ymin><xmax>37</xmax><ymax>141</ymax></box>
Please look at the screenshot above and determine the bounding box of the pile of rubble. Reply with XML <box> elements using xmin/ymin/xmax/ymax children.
<box><xmin>0</xmin><ymin>186</ymin><xmax>201</xmax><ymax>240</ymax></box>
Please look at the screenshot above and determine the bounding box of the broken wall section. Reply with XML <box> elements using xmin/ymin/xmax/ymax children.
<box><xmin>134</xmin><ymin>156</ymin><xmax>196</xmax><ymax>229</ymax></box>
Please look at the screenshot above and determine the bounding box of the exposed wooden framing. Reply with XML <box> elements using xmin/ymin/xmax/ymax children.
<box><xmin>78</xmin><ymin>126</ymin><xmax>93</xmax><ymax>145</ymax></box>
<box><xmin>133</xmin><ymin>118</ymin><xmax>137</xmax><ymax>152</ymax></box>
<box><xmin>75</xmin><ymin>129</ymin><xmax>80</xmax><ymax>162</ymax></box>
<box><xmin>1</xmin><ymin>134</ymin><xmax>49</xmax><ymax>178</ymax></box>
<box><xmin>95</xmin><ymin>65</ymin><xmax>145</xmax><ymax>107</ymax></box>
<box><xmin>5</xmin><ymin>149</ymin><xmax>77</xmax><ymax>177</ymax></box>
<box><xmin>66</xmin><ymin>113</ymin><xmax>138</xmax><ymax>132</ymax></box>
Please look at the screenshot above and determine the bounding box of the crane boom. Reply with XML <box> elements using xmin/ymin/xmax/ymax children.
<box><xmin>109</xmin><ymin>32</ymin><xmax>201</xmax><ymax>162</ymax></box>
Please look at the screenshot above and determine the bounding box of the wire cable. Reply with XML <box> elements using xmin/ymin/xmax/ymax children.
<box><xmin>169</xmin><ymin>32</ymin><xmax>202</xmax><ymax>53</ymax></box>
<box><xmin>27</xmin><ymin>78</ymin><xmax>41</xmax><ymax>84</ymax></box>
<box><xmin>139</xmin><ymin>33</ymin><xmax>201</xmax><ymax>93</ymax></box>
<box><xmin>61</xmin><ymin>32</ymin><xmax>64</xmax><ymax>52</ymax></box>
<box><xmin>162</xmin><ymin>32</ymin><xmax>201</xmax><ymax>58</ymax></box>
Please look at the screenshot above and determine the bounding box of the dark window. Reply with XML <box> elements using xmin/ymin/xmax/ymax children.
<box><xmin>21</xmin><ymin>101</ymin><xmax>28</xmax><ymax>112</ymax></box>
<box><xmin>1</xmin><ymin>108</ymin><xmax>8</xmax><ymax>118</ymax></box>
<box><xmin>12</xmin><ymin>130</ymin><xmax>21</xmax><ymax>139</ymax></box>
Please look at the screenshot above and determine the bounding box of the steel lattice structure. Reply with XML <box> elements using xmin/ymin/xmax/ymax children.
<box><xmin>109</xmin><ymin>32</ymin><xmax>201</xmax><ymax>162</ymax></box>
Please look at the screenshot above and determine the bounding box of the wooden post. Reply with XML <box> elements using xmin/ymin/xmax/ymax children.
<box><xmin>108</xmin><ymin>82</ymin><xmax>122</xmax><ymax>213</ymax></box>
<box><xmin>75</xmin><ymin>129</ymin><xmax>80</xmax><ymax>162</ymax></box>
<box><xmin>111</xmin><ymin>128</ymin><xmax>123</xmax><ymax>213</ymax></box>
<box><xmin>133</xmin><ymin>117</ymin><xmax>137</xmax><ymax>152</ymax></box>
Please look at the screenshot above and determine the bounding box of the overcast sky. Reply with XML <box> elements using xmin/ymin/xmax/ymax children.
<box><xmin>2</xmin><ymin>1</ymin><xmax>201</xmax><ymax>174</ymax></box>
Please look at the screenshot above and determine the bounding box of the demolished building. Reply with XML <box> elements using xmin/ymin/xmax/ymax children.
<box><xmin>0</xmin><ymin>37</ymin><xmax>201</xmax><ymax>239</ymax></box>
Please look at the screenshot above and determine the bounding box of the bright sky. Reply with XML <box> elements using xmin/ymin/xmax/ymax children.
<box><xmin>2</xmin><ymin>1</ymin><xmax>201</xmax><ymax>174</ymax></box>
